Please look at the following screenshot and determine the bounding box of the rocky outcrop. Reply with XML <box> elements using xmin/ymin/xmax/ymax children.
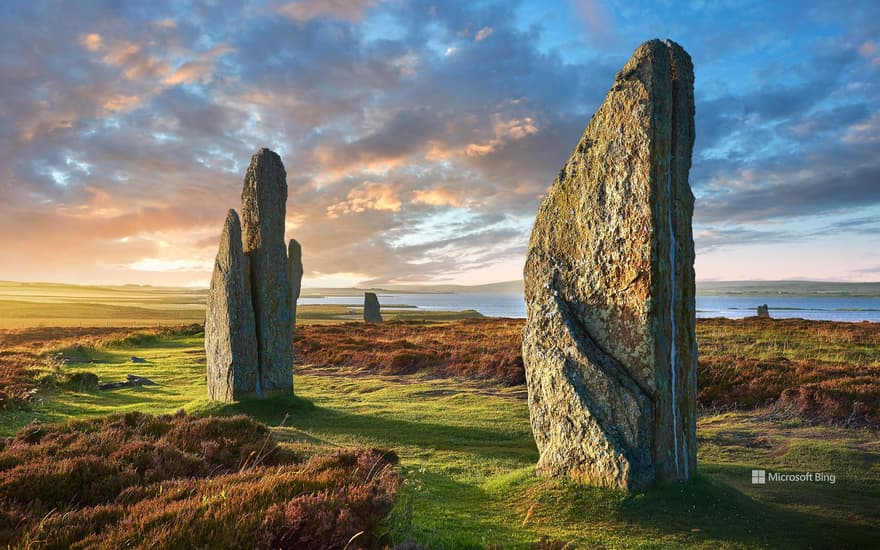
<box><xmin>288</xmin><ymin>239</ymin><xmax>303</xmax><ymax>331</ymax></box>
<box><xmin>364</xmin><ymin>292</ymin><xmax>383</xmax><ymax>324</ymax></box>
<box><xmin>241</xmin><ymin>149</ymin><xmax>293</xmax><ymax>397</ymax></box>
<box><xmin>205</xmin><ymin>210</ymin><xmax>259</xmax><ymax>402</ymax></box>
<box><xmin>522</xmin><ymin>39</ymin><xmax>697</xmax><ymax>491</ymax></box>
<box><xmin>757</xmin><ymin>304</ymin><xmax>770</xmax><ymax>318</ymax></box>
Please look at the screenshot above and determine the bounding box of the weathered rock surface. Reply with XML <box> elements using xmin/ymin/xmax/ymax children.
<box><xmin>288</xmin><ymin>239</ymin><xmax>303</xmax><ymax>331</ymax></box>
<box><xmin>522</xmin><ymin>39</ymin><xmax>697</xmax><ymax>491</ymax></box>
<box><xmin>757</xmin><ymin>304</ymin><xmax>770</xmax><ymax>318</ymax></box>
<box><xmin>241</xmin><ymin>149</ymin><xmax>293</xmax><ymax>397</ymax></box>
<box><xmin>364</xmin><ymin>292</ymin><xmax>383</xmax><ymax>324</ymax></box>
<box><xmin>205</xmin><ymin>210</ymin><xmax>259</xmax><ymax>402</ymax></box>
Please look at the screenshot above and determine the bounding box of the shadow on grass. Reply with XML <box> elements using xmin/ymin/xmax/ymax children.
<box><xmin>206</xmin><ymin>394</ymin><xmax>537</xmax><ymax>465</ymax></box>
<box><xmin>615</xmin><ymin>471</ymin><xmax>876</xmax><ymax>548</ymax></box>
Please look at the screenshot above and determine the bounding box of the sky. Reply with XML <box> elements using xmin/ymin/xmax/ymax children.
<box><xmin>0</xmin><ymin>0</ymin><xmax>878</xmax><ymax>288</ymax></box>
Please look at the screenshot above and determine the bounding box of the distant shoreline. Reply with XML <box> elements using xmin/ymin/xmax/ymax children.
<box><xmin>3</xmin><ymin>279</ymin><xmax>880</xmax><ymax>298</ymax></box>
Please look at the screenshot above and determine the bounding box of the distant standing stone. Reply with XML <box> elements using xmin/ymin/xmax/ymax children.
<box><xmin>288</xmin><ymin>239</ymin><xmax>303</xmax><ymax>331</ymax></box>
<box><xmin>241</xmin><ymin>148</ymin><xmax>293</xmax><ymax>397</ymax></box>
<box><xmin>757</xmin><ymin>304</ymin><xmax>770</xmax><ymax>318</ymax></box>
<box><xmin>364</xmin><ymin>292</ymin><xmax>383</xmax><ymax>324</ymax></box>
<box><xmin>205</xmin><ymin>210</ymin><xmax>259</xmax><ymax>402</ymax></box>
<box><xmin>522</xmin><ymin>39</ymin><xmax>697</xmax><ymax>491</ymax></box>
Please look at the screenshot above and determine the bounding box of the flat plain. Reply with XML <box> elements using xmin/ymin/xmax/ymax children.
<box><xmin>1</xmin><ymin>283</ymin><xmax>879</xmax><ymax>548</ymax></box>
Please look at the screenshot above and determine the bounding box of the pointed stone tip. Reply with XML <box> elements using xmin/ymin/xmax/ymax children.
<box><xmin>225</xmin><ymin>208</ymin><xmax>240</xmax><ymax>224</ymax></box>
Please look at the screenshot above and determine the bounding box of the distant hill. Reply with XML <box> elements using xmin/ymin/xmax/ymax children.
<box><xmin>3</xmin><ymin>279</ymin><xmax>878</xmax><ymax>299</ymax></box>
<box><xmin>377</xmin><ymin>280</ymin><xmax>524</xmax><ymax>294</ymax></box>
<box><xmin>695</xmin><ymin>280</ymin><xmax>880</xmax><ymax>298</ymax></box>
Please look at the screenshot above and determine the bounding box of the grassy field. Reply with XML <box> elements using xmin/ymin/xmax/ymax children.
<box><xmin>1</xmin><ymin>320</ymin><xmax>878</xmax><ymax>548</ymax></box>
<box><xmin>0</xmin><ymin>281</ymin><xmax>484</xmax><ymax>328</ymax></box>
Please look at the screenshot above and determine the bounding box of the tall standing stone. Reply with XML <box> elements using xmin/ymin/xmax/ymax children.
<box><xmin>241</xmin><ymin>148</ymin><xmax>292</xmax><ymax>397</ymax></box>
<box><xmin>205</xmin><ymin>210</ymin><xmax>259</xmax><ymax>402</ymax></box>
<box><xmin>522</xmin><ymin>39</ymin><xmax>697</xmax><ymax>491</ymax></box>
<box><xmin>364</xmin><ymin>292</ymin><xmax>383</xmax><ymax>324</ymax></box>
<box><xmin>288</xmin><ymin>239</ymin><xmax>303</xmax><ymax>330</ymax></box>
<box><xmin>757</xmin><ymin>304</ymin><xmax>770</xmax><ymax>318</ymax></box>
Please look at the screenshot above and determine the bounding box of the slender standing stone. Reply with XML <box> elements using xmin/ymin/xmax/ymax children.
<box><xmin>241</xmin><ymin>148</ymin><xmax>292</xmax><ymax>397</ymax></box>
<box><xmin>522</xmin><ymin>39</ymin><xmax>697</xmax><ymax>491</ymax></box>
<box><xmin>205</xmin><ymin>210</ymin><xmax>259</xmax><ymax>402</ymax></box>
<box><xmin>288</xmin><ymin>239</ymin><xmax>303</xmax><ymax>331</ymax></box>
<box><xmin>364</xmin><ymin>292</ymin><xmax>383</xmax><ymax>324</ymax></box>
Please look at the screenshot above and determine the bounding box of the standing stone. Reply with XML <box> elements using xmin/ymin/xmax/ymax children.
<box><xmin>364</xmin><ymin>292</ymin><xmax>383</xmax><ymax>323</ymax></box>
<box><xmin>522</xmin><ymin>39</ymin><xmax>697</xmax><ymax>491</ymax></box>
<box><xmin>288</xmin><ymin>239</ymin><xmax>303</xmax><ymax>330</ymax></box>
<box><xmin>241</xmin><ymin>148</ymin><xmax>292</xmax><ymax>397</ymax></box>
<box><xmin>757</xmin><ymin>304</ymin><xmax>770</xmax><ymax>318</ymax></box>
<box><xmin>205</xmin><ymin>210</ymin><xmax>259</xmax><ymax>402</ymax></box>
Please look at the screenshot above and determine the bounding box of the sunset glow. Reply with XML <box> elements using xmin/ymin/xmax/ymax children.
<box><xmin>1</xmin><ymin>1</ymin><xmax>878</xmax><ymax>287</ymax></box>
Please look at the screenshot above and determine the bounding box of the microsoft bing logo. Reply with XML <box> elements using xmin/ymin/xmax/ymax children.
<box><xmin>752</xmin><ymin>469</ymin><xmax>766</xmax><ymax>484</ymax></box>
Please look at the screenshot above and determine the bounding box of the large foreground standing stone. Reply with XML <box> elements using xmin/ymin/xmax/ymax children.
<box><xmin>288</xmin><ymin>239</ymin><xmax>303</xmax><ymax>330</ymax></box>
<box><xmin>522</xmin><ymin>39</ymin><xmax>697</xmax><ymax>491</ymax></box>
<box><xmin>241</xmin><ymin>149</ymin><xmax>292</xmax><ymax>396</ymax></box>
<box><xmin>364</xmin><ymin>292</ymin><xmax>383</xmax><ymax>324</ymax></box>
<box><xmin>205</xmin><ymin>210</ymin><xmax>259</xmax><ymax>402</ymax></box>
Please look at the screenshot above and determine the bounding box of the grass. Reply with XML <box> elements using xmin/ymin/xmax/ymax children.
<box><xmin>1</xmin><ymin>320</ymin><xmax>879</xmax><ymax>547</ymax></box>
<box><xmin>697</xmin><ymin>318</ymin><xmax>880</xmax><ymax>425</ymax></box>
<box><xmin>295</xmin><ymin>317</ymin><xmax>880</xmax><ymax>427</ymax></box>
<box><xmin>0</xmin><ymin>280</ymin><xmax>484</xmax><ymax>327</ymax></box>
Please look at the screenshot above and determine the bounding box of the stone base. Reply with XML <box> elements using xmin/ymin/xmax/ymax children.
<box><xmin>261</xmin><ymin>387</ymin><xmax>293</xmax><ymax>398</ymax></box>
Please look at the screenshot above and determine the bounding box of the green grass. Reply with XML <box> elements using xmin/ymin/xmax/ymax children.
<box><xmin>0</xmin><ymin>280</ymin><xmax>482</xmax><ymax>327</ymax></box>
<box><xmin>3</xmin><ymin>331</ymin><xmax>879</xmax><ymax>548</ymax></box>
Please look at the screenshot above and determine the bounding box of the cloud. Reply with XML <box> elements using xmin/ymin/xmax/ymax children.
<box><xmin>79</xmin><ymin>33</ymin><xmax>103</xmax><ymax>52</ymax></box>
<box><xmin>465</xmin><ymin>115</ymin><xmax>539</xmax><ymax>157</ymax></box>
<box><xmin>571</xmin><ymin>0</ymin><xmax>616</xmax><ymax>45</ymax></box>
<box><xmin>697</xmin><ymin>159</ymin><xmax>880</xmax><ymax>224</ymax></box>
<box><xmin>102</xmin><ymin>94</ymin><xmax>144</xmax><ymax>112</ymax></box>
<box><xmin>411</xmin><ymin>187</ymin><xmax>468</xmax><ymax>207</ymax></box>
<box><xmin>475</xmin><ymin>26</ymin><xmax>493</xmax><ymax>41</ymax></box>
<box><xmin>327</xmin><ymin>181</ymin><xmax>403</xmax><ymax>217</ymax></box>
<box><xmin>843</xmin><ymin>112</ymin><xmax>880</xmax><ymax>144</ymax></box>
<box><xmin>155</xmin><ymin>18</ymin><xmax>177</xmax><ymax>29</ymax></box>
<box><xmin>2</xmin><ymin>0</ymin><xmax>879</xmax><ymax>286</ymax></box>
<box><xmin>278</xmin><ymin>0</ymin><xmax>378</xmax><ymax>22</ymax></box>
<box><xmin>163</xmin><ymin>45</ymin><xmax>234</xmax><ymax>85</ymax></box>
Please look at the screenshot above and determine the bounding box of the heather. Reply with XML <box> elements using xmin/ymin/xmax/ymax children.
<box><xmin>0</xmin><ymin>412</ymin><xmax>400</xmax><ymax>549</ymax></box>
<box><xmin>0</xmin><ymin>318</ymin><xmax>878</xmax><ymax>547</ymax></box>
<box><xmin>297</xmin><ymin>317</ymin><xmax>880</xmax><ymax>426</ymax></box>
<box><xmin>296</xmin><ymin>318</ymin><xmax>525</xmax><ymax>385</ymax></box>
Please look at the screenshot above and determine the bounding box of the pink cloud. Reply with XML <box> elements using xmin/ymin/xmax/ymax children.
<box><xmin>475</xmin><ymin>27</ymin><xmax>493</xmax><ymax>41</ymax></box>
<box><xmin>278</xmin><ymin>0</ymin><xmax>378</xmax><ymax>22</ymax></box>
<box><xmin>326</xmin><ymin>181</ymin><xmax>403</xmax><ymax>217</ymax></box>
